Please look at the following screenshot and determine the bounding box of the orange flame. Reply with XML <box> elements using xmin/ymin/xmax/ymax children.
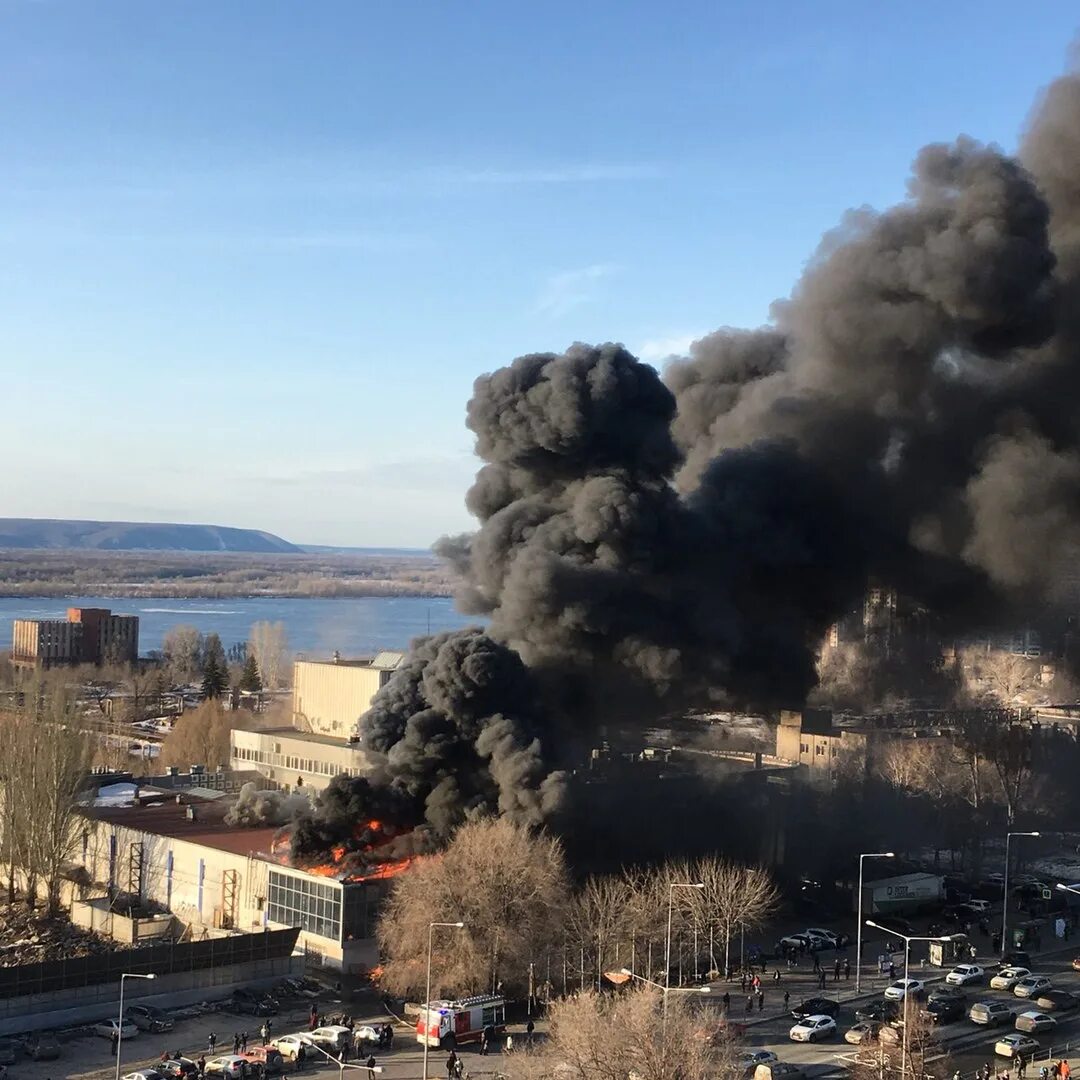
<box><xmin>277</xmin><ymin>819</ymin><xmax>417</xmax><ymax>881</ymax></box>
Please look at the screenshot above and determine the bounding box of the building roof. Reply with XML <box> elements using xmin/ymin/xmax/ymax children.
<box><xmin>80</xmin><ymin>797</ymin><xmax>280</xmax><ymax>860</ymax></box>
<box><xmin>236</xmin><ymin>725</ymin><xmax>370</xmax><ymax>750</ymax></box>
<box><xmin>370</xmin><ymin>651</ymin><xmax>405</xmax><ymax>670</ymax></box>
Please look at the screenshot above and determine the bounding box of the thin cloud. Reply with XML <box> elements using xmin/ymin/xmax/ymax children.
<box><xmin>533</xmin><ymin>263</ymin><xmax>619</xmax><ymax>320</ymax></box>
<box><xmin>637</xmin><ymin>333</ymin><xmax>702</xmax><ymax>362</ymax></box>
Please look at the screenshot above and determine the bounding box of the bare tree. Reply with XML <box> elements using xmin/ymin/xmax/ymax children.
<box><xmin>690</xmin><ymin>857</ymin><xmax>780</xmax><ymax>975</ymax></box>
<box><xmin>511</xmin><ymin>985</ymin><xmax>736</xmax><ymax>1080</ymax></box>
<box><xmin>567</xmin><ymin>874</ymin><xmax>635</xmax><ymax>990</ymax></box>
<box><xmin>159</xmin><ymin>700</ymin><xmax>243</xmax><ymax>770</ymax></box>
<box><xmin>0</xmin><ymin>682</ymin><xmax>92</xmax><ymax>914</ymax></box>
<box><xmin>959</xmin><ymin>646</ymin><xmax>1040</xmax><ymax>705</ymax></box>
<box><xmin>248</xmin><ymin>621</ymin><xmax>290</xmax><ymax>691</ymax></box>
<box><xmin>162</xmin><ymin>625</ymin><xmax>203</xmax><ymax>684</ymax></box>
<box><xmin>377</xmin><ymin>817</ymin><xmax>570</xmax><ymax>998</ymax></box>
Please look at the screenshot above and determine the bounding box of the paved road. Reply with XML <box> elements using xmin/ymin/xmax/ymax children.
<box><xmin>21</xmin><ymin>999</ymin><xmax>528</xmax><ymax>1080</ymax></box>
<box><xmin>738</xmin><ymin>945</ymin><xmax>1080</xmax><ymax>1079</ymax></box>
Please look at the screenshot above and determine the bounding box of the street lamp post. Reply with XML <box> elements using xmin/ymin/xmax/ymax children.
<box><xmin>856</xmin><ymin>851</ymin><xmax>895</xmax><ymax>993</ymax></box>
<box><xmin>666</xmin><ymin>882</ymin><xmax>705</xmax><ymax>1026</ymax></box>
<box><xmin>115</xmin><ymin>973</ymin><xmax>156</xmax><ymax>1080</ymax></box>
<box><xmin>422</xmin><ymin>920</ymin><xmax>464</xmax><ymax>1080</ymax></box>
<box><xmin>1002</xmin><ymin>832</ymin><xmax>1040</xmax><ymax>958</ymax></box>
<box><xmin>866</xmin><ymin>920</ymin><xmax>951</xmax><ymax>1079</ymax></box>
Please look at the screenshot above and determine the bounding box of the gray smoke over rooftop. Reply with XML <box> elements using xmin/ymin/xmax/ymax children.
<box><xmin>300</xmin><ymin>62</ymin><xmax>1080</xmax><ymax>847</ymax></box>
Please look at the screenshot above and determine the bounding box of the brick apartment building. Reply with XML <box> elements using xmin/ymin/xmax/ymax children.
<box><xmin>12</xmin><ymin>607</ymin><xmax>139</xmax><ymax>668</ymax></box>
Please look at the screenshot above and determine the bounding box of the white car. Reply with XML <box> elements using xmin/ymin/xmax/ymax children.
<box><xmin>966</xmin><ymin>899</ymin><xmax>992</xmax><ymax>915</ymax></box>
<box><xmin>806</xmin><ymin>928</ymin><xmax>843</xmax><ymax>947</ymax></box>
<box><xmin>789</xmin><ymin>1015</ymin><xmax>837</xmax><ymax>1043</ymax></box>
<box><xmin>123</xmin><ymin>1073</ymin><xmax>164</xmax><ymax>1080</ymax></box>
<box><xmin>204</xmin><ymin>1056</ymin><xmax>248</xmax><ymax>1078</ymax></box>
<box><xmin>741</xmin><ymin>1051</ymin><xmax>779</xmax><ymax>1073</ymax></box>
<box><xmin>1015</xmin><ymin>1011</ymin><xmax>1056</xmax><ymax>1034</ymax></box>
<box><xmin>269</xmin><ymin>1035</ymin><xmax>311</xmax><ymax>1063</ymax></box>
<box><xmin>95</xmin><ymin>1019</ymin><xmax>138</xmax><ymax>1041</ymax></box>
<box><xmin>1014</xmin><ymin>976</ymin><xmax>1052</xmax><ymax>999</ymax></box>
<box><xmin>310</xmin><ymin>1026</ymin><xmax>351</xmax><ymax>1053</ymax></box>
<box><xmin>352</xmin><ymin>1026</ymin><xmax>381</xmax><ymax>1046</ymax></box>
<box><xmin>946</xmin><ymin>964</ymin><xmax>984</xmax><ymax>986</ymax></box>
<box><xmin>991</xmin><ymin>966</ymin><xmax>1030</xmax><ymax>990</ymax></box>
<box><xmin>884</xmin><ymin>978</ymin><xmax>925</xmax><ymax>1001</ymax></box>
<box><xmin>995</xmin><ymin>1034</ymin><xmax>1040</xmax><ymax>1059</ymax></box>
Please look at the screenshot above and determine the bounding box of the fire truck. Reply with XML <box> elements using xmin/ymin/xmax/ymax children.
<box><xmin>415</xmin><ymin>993</ymin><xmax>506</xmax><ymax>1049</ymax></box>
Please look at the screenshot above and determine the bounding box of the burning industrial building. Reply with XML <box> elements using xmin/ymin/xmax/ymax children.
<box><xmin>293</xmin><ymin>62</ymin><xmax>1080</xmax><ymax>859</ymax></box>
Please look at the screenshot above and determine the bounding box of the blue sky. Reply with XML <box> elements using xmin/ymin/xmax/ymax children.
<box><xmin>2</xmin><ymin>1</ymin><xmax>1078</xmax><ymax>547</ymax></box>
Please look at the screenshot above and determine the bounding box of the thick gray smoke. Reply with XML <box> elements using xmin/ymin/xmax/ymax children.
<box><xmin>225</xmin><ymin>782</ymin><xmax>312</xmax><ymax>828</ymax></box>
<box><xmin>334</xmin><ymin>63</ymin><xmax>1080</xmax><ymax>843</ymax></box>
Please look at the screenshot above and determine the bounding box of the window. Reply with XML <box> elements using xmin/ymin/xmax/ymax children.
<box><xmin>267</xmin><ymin>870</ymin><xmax>342</xmax><ymax>941</ymax></box>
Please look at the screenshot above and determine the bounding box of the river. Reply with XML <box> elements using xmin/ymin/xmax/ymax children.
<box><xmin>0</xmin><ymin>595</ymin><xmax>479</xmax><ymax>657</ymax></box>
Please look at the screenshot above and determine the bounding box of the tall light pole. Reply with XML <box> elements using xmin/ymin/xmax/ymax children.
<box><xmin>660</xmin><ymin>876</ymin><xmax>704</xmax><ymax>993</ymax></box>
<box><xmin>616</xmin><ymin>967</ymin><xmax>710</xmax><ymax>1038</ymax></box>
<box><xmin>1002</xmin><ymin>831</ymin><xmax>1040</xmax><ymax>958</ymax></box>
<box><xmin>422</xmin><ymin>920</ymin><xmax>464</xmax><ymax>1080</ymax></box>
<box><xmin>115</xmin><ymin>972</ymin><xmax>156</xmax><ymax>1080</ymax></box>
<box><xmin>866</xmin><ymin>920</ymin><xmax>951</xmax><ymax>1079</ymax></box>
<box><xmin>856</xmin><ymin>851</ymin><xmax>895</xmax><ymax>993</ymax></box>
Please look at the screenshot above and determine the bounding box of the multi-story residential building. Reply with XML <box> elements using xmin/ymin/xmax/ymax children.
<box><xmin>12</xmin><ymin>607</ymin><xmax>139</xmax><ymax>667</ymax></box>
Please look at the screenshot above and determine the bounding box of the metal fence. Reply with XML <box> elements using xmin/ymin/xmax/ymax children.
<box><xmin>0</xmin><ymin>926</ymin><xmax>299</xmax><ymax>999</ymax></box>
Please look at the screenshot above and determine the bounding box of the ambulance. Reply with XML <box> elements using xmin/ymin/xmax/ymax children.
<box><xmin>415</xmin><ymin>993</ymin><xmax>506</xmax><ymax>1049</ymax></box>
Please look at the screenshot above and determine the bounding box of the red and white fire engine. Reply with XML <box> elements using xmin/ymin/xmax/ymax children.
<box><xmin>415</xmin><ymin>993</ymin><xmax>506</xmax><ymax>1049</ymax></box>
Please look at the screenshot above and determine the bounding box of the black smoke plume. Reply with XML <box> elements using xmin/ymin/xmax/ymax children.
<box><xmin>293</xmin><ymin>60</ymin><xmax>1080</xmax><ymax>854</ymax></box>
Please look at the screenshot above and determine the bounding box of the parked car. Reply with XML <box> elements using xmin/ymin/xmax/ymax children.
<box><xmin>845</xmin><ymin>1022</ymin><xmax>880</xmax><ymax>1045</ymax></box>
<box><xmin>875</xmin><ymin>918</ymin><xmax>917</xmax><ymax>937</ymax></box>
<box><xmin>946</xmin><ymin>965</ymin><xmax>985</xmax><ymax>986</ymax></box>
<box><xmin>779</xmin><ymin>934</ymin><xmax>814</xmax><ymax>951</ymax></box>
<box><xmin>95</xmin><ymin>1019</ymin><xmax>139</xmax><ymax>1041</ymax></box>
<box><xmin>995</xmin><ymin>1034</ymin><xmax>1040</xmax><ymax>1059</ymax></box>
<box><xmin>1036</xmin><ymin>990</ymin><xmax>1080</xmax><ymax>1012</ymax></box>
<box><xmin>123</xmin><ymin>1072</ymin><xmax>164</xmax><ymax>1080</ymax></box>
<box><xmin>204</xmin><ymin>1056</ymin><xmax>248</xmax><ymax>1078</ymax></box>
<box><xmin>309</xmin><ymin>1026</ymin><xmax>352</xmax><ymax>1054</ymax></box>
<box><xmin>878</xmin><ymin>1023</ymin><xmax>904</xmax><ymax>1047</ymax></box>
<box><xmin>232</xmin><ymin>989</ymin><xmax>278</xmax><ymax>1016</ymax></box>
<box><xmin>242</xmin><ymin>1048</ymin><xmax>284</xmax><ymax>1076</ymax></box>
<box><xmin>856</xmin><ymin>1001</ymin><xmax>899</xmax><ymax>1023</ymax></box>
<box><xmin>970</xmin><ymin>1001</ymin><xmax>1015</xmax><ymax>1026</ymax></box>
<box><xmin>928</xmin><ymin>986</ymin><xmax>968</xmax><ymax>1004</ymax></box>
<box><xmin>158</xmin><ymin>1059</ymin><xmax>199</xmax><ymax>1080</ymax></box>
<box><xmin>806</xmin><ymin>928</ymin><xmax>846</xmax><ymax>948</ymax></box>
<box><xmin>127</xmin><ymin>1005</ymin><xmax>174</xmax><ymax>1033</ymax></box>
<box><xmin>352</xmin><ymin>1026</ymin><xmax>381</xmax><ymax>1048</ymax></box>
<box><xmin>925</xmin><ymin>997</ymin><xmax>966</xmax><ymax>1024</ymax></box>
<box><xmin>23</xmin><ymin>1034</ymin><xmax>60</xmax><ymax>1061</ymax></box>
<box><xmin>1001</xmin><ymin>951</ymin><xmax>1032</xmax><ymax>969</ymax></box>
<box><xmin>269</xmin><ymin>1035</ymin><xmax>310</xmax><ymax>1064</ymax></box>
<box><xmin>1071</xmin><ymin>956</ymin><xmax>1080</xmax><ymax>973</ymax></box>
<box><xmin>791</xmin><ymin>998</ymin><xmax>840</xmax><ymax>1020</ymax></box>
<box><xmin>884</xmin><ymin>978</ymin><xmax>925</xmax><ymax>1001</ymax></box>
<box><xmin>1015</xmin><ymin>1011</ymin><xmax>1056</xmax><ymax>1034</ymax></box>
<box><xmin>965</xmin><ymin>899</ymin><xmax>992</xmax><ymax>915</ymax></box>
<box><xmin>990</xmin><ymin>967</ymin><xmax>1030</xmax><ymax>991</ymax></box>
<box><xmin>754</xmin><ymin>1064</ymin><xmax>804</xmax><ymax>1080</ymax></box>
<box><xmin>741</xmin><ymin>1050</ymin><xmax>779</xmax><ymax>1075</ymax></box>
<box><xmin>1014</xmin><ymin>976</ymin><xmax>1052</xmax><ymax>999</ymax></box>
<box><xmin>789</xmin><ymin>1015</ymin><xmax>837</xmax><ymax>1043</ymax></box>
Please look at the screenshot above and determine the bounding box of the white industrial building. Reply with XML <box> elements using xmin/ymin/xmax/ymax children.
<box><xmin>78</xmin><ymin>788</ymin><xmax>394</xmax><ymax>973</ymax></box>
<box><xmin>230</xmin><ymin>652</ymin><xmax>404</xmax><ymax>792</ymax></box>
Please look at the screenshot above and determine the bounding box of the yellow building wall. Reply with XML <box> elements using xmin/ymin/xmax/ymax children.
<box><xmin>292</xmin><ymin>661</ymin><xmax>385</xmax><ymax>737</ymax></box>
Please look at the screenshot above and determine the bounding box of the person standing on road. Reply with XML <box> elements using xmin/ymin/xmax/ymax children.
<box><xmin>260</xmin><ymin>1023</ymin><xmax>269</xmax><ymax>1047</ymax></box>
<box><xmin>757</xmin><ymin>990</ymin><xmax>764</xmax><ymax>1011</ymax></box>
<box><xmin>722</xmin><ymin>992</ymin><xmax>730</xmax><ymax>1011</ymax></box>
<box><xmin>208</xmin><ymin>1033</ymin><xmax>217</xmax><ymax>1054</ymax></box>
<box><xmin>783</xmin><ymin>991</ymin><xmax>790</xmax><ymax>1011</ymax></box>
<box><xmin>745</xmin><ymin>994</ymin><xmax>753</xmax><ymax>1014</ymax></box>
<box><xmin>366</xmin><ymin>1055</ymin><xmax>376</xmax><ymax>1080</ymax></box>
<box><xmin>843</xmin><ymin>958</ymin><xmax>850</xmax><ymax>980</ymax></box>
<box><xmin>833</xmin><ymin>959</ymin><xmax>841</xmax><ymax>982</ymax></box>
<box><xmin>446</xmin><ymin>1050</ymin><xmax>458</xmax><ymax>1078</ymax></box>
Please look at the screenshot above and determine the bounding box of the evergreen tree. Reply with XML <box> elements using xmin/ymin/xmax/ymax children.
<box><xmin>238</xmin><ymin>654</ymin><xmax>262</xmax><ymax>693</ymax></box>
<box><xmin>201</xmin><ymin>653</ymin><xmax>228</xmax><ymax>699</ymax></box>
